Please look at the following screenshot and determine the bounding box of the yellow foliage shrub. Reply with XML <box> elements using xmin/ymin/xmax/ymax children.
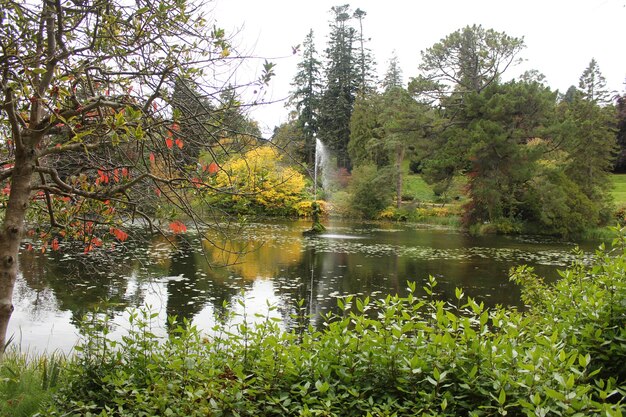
<box><xmin>211</xmin><ymin>146</ymin><xmax>306</xmax><ymax>214</ymax></box>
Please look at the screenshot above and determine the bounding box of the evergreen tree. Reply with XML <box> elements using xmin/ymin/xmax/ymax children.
<box><xmin>318</xmin><ymin>4</ymin><xmax>358</xmax><ymax>170</ymax></box>
<box><xmin>214</xmin><ymin>87</ymin><xmax>261</xmax><ymax>154</ymax></box>
<box><xmin>615</xmin><ymin>90</ymin><xmax>626</xmax><ymax>172</ymax></box>
<box><xmin>559</xmin><ymin>92</ymin><xmax>616</xmax><ymax>210</ymax></box>
<box><xmin>562</xmin><ymin>85</ymin><xmax>582</xmax><ymax>104</ymax></box>
<box><xmin>348</xmin><ymin>93</ymin><xmax>386</xmax><ymax>167</ymax></box>
<box><xmin>382</xmin><ymin>51</ymin><xmax>403</xmax><ymax>92</ymax></box>
<box><xmin>171</xmin><ymin>77</ymin><xmax>215</xmax><ymax>165</ymax></box>
<box><xmin>411</xmin><ymin>25</ymin><xmax>525</xmax><ymax>195</ymax></box>
<box><xmin>578</xmin><ymin>58</ymin><xmax>612</xmax><ymax>105</ymax></box>
<box><xmin>353</xmin><ymin>8</ymin><xmax>377</xmax><ymax>94</ymax></box>
<box><xmin>288</xmin><ymin>29</ymin><xmax>323</xmax><ymax>165</ymax></box>
<box><xmin>409</xmin><ymin>24</ymin><xmax>524</xmax><ymax>103</ymax></box>
<box><xmin>460</xmin><ymin>81</ymin><xmax>557</xmax><ymax>228</ymax></box>
<box><xmin>380</xmin><ymin>87</ymin><xmax>425</xmax><ymax>208</ymax></box>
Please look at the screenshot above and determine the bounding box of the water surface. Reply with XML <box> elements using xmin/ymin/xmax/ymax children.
<box><xmin>8</xmin><ymin>219</ymin><xmax>596</xmax><ymax>353</ymax></box>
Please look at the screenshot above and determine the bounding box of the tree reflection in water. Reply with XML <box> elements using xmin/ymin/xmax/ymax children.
<box><xmin>9</xmin><ymin>219</ymin><xmax>591</xmax><ymax>353</ymax></box>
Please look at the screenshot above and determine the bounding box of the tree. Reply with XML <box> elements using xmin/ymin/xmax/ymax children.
<box><xmin>578</xmin><ymin>58</ymin><xmax>612</xmax><ymax>105</ymax></box>
<box><xmin>558</xmin><ymin>90</ymin><xmax>616</xmax><ymax>213</ymax></box>
<box><xmin>457</xmin><ymin>81</ymin><xmax>557</xmax><ymax>228</ymax></box>
<box><xmin>349</xmin><ymin>164</ymin><xmax>394</xmax><ymax>218</ymax></box>
<box><xmin>171</xmin><ymin>77</ymin><xmax>215</xmax><ymax>165</ymax></box>
<box><xmin>383</xmin><ymin>88</ymin><xmax>426</xmax><ymax>208</ymax></box>
<box><xmin>348</xmin><ymin>93</ymin><xmax>386</xmax><ymax>167</ymax></box>
<box><xmin>409</xmin><ymin>24</ymin><xmax>524</xmax><ymax>103</ymax></box>
<box><xmin>615</xmin><ymin>90</ymin><xmax>626</xmax><ymax>172</ymax></box>
<box><xmin>288</xmin><ymin>30</ymin><xmax>323</xmax><ymax>166</ymax></box>
<box><xmin>318</xmin><ymin>4</ymin><xmax>358</xmax><ymax>170</ymax></box>
<box><xmin>352</xmin><ymin>8</ymin><xmax>377</xmax><ymax>95</ymax></box>
<box><xmin>0</xmin><ymin>0</ymin><xmax>272</xmax><ymax>350</ymax></box>
<box><xmin>382</xmin><ymin>51</ymin><xmax>403</xmax><ymax>92</ymax></box>
<box><xmin>410</xmin><ymin>25</ymin><xmax>525</xmax><ymax>196</ymax></box>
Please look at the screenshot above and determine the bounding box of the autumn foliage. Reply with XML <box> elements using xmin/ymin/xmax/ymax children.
<box><xmin>206</xmin><ymin>146</ymin><xmax>306</xmax><ymax>215</ymax></box>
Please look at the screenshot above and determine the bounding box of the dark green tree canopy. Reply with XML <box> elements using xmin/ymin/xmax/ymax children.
<box><xmin>288</xmin><ymin>29</ymin><xmax>323</xmax><ymax>165</ymax></box>
<box><xmin>578</xmin><ymin>58</ymin><xmax>612</xmax><ymax>105</ymax></box>
<box><xmin>409</xmin><ymin>24</ymin><xmax>524</xmax><ymax>102</ymax></box>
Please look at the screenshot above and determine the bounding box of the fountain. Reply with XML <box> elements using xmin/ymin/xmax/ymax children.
<box><xmin>313</xmin><ymin>137</ymin><xmax>329</xmax><ymax>200</ymax></box>
<box><xmin>304</xmin><ymin>138</ymin><xmax>329</xmax><ymax>236</ymax></box>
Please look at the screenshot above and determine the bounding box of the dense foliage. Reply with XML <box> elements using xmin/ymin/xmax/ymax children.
<box><xmin>2</xmin><ymin>229</ymin><xmax>619</xmax><ymax>416</ymax></box>
<box><xmin>284</xmin><ymin>17</ymin><xmax>622</xmax><ymax>233</ymax></box>
<box><xmin>202</xmin><ymin>146</ymin><xmax>306</xmax><ymax>216</ymax></box>
<box><xmin>0</xmin><ymin>0</ymin><xmax>274</xmax><ymax>349</ymax></box>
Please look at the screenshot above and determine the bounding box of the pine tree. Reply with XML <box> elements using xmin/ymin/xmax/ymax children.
<box><xmin>318</xmin><ymin>4</ymin><xmax>358</xmax><ymax>170</ymax></box>
<box><xmin>288</xmin><ymin>29</ymin><xmax>323</xmax><ymax>165</ymax></box>
<box><xmin>615</xmin><ymin>88</ymin><xmax>626</xmax><ymax>172</ymax></box>
<box><xmin>382</xmin><ymin>51</ymin><xmax>403</xmax><ymax>92</ymax></box>
<box><xmin>578</xmin><ymin>58</ymin><xmax>612</xmax><ymax>105</ymax></box>
<box><xmin>353</xmin><ymin>8</ymin><xmax>377</xmax><ymax>95</ymax></box>
<box><xmin>171</xmin><ymin>77</ymin><xmax>215</xmax><ymax>165</ymax></box>
<box><xmin>348</xmin><ymin>93</ymin><xmax>386</xmax><ymax>167</ymax></box>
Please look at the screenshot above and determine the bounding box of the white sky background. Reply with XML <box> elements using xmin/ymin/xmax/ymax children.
<box><xmin>211</xmin><ymin>0</ymin><xmax>626</xmax><ymax>136</ymax></box>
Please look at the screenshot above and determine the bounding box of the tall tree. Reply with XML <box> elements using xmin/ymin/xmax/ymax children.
<box><xmin>380</xmin><ymin>87</ymin><xmax>425</xmax><ymax>208</ymax></box>
<box><xmin>352</xmin><ymin>8</ymin><xmax>377</xmax><ymax>95</ymax></box>
<box><xmin>615</xmin><ymin>89</ymin><xmax>626</xmax><ymax>172</ymax></box>
<box><xmin>578</xmin><ymin>58</ymin><xmax>612</xmax><ymax>105</ymax></box>
<box><xmin>318</xmin><ymin>4</ymin><xmax>358</xmax><ymax>170</ymax></box>
<box><xmin>559</xmin><ymin>91</ymin><xmax>616</xmax><ymax>209</ymax></box>
<box><xmin>460</xmin><ymin>81</ymin><xmax>557</xmax><ymax>228</ymax></box>
<box><xmin>171</xmin><ymin>77</ymin><xmax>215</xmax><ymax>165</ymax></box>
<box><xmin>382</xmin><ymin>51</ymin><xmax>403</xmax><ymax>92</ymax></box>
<box><xmin>0</xmin><ymin>0</ymin><xmax>272</xmax><ymax>350</ymax></box>
<box><xmin>348</xmin><ymin>93</ymin><xmax>386</xmax><ymax>167</ymax></box>
<box><xmin>410</xmin><ymin>25</ymin><xmax>525</xmax><ymax>195</ymax></box>
<box><xmin>288</xmin><ymin>29</ymin><xmax>323</xmax><ymax>165</ymax></box>
<box><xmin>409</xmin><ymin>24</ymin><xmax>524</xmax><ymax>103</ymax></box>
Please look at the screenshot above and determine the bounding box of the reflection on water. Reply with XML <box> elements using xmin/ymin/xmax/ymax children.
<box><xmin>9</xmin><ymin>219</ymin><xmax>596</xmax><ymax>353</ymax></box>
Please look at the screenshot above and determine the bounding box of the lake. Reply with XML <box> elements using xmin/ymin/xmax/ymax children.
<box><xmin>7</xmin><ymin>219</ymin><xmax>598</xmax><ymax>353</ymax></box>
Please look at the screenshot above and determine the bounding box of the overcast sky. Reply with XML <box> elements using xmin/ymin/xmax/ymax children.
<box><xmin>211</xmin><ymin>0</ymin><xmax>626</xmax><ymax>135</ymax></box>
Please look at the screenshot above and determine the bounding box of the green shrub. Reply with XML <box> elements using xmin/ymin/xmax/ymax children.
<box><xmin>349</xmin><ymin>164</ymin><xmax>394</xmax><ymax>219</ymax></box>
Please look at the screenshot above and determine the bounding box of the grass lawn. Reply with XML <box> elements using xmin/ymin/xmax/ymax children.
<box><xmin>403</xmin><ymin>173</ymin><xmax>436</xmax><ymax>201</ymax></box>
<box><xmin>403</xmin><ymin>170</ymin><xmax>626</xmax><ymax>207</ymax></box>
<box><xmin>612</xmin><ymin>174</ymin><xmax>626</xmax><ymax>206</ymax></box>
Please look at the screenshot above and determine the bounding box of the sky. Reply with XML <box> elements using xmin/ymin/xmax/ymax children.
<box><xmin>211</xmin><ymin>0</ymin><xmax>626</xmax><ymax>136</ymax></box>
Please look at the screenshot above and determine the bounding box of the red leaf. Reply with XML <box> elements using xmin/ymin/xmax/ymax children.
<box><xmin>110</xmin><ymin>227</ymin><xmax>129</xmax><ymax>242</ymax></box>
<box><xmin>169</xmin><ymin>221</ymin><xmax>187</xmax><ymax>234</ymax></box>
<box><xmin>208</xmin><ymin>162</ymin><xmax>219</xmax><ymax>175</ymax></box>
<box><xmin>149</xmin><ymin>153</ymin><xmax>156</xmax><ymax>163</ymax></box>
<box><xmin>175</xmin><ymin>138</ymin><xmax>183</xmax><ymax>149</ymax></box>
<box><xmin>165</xmin><ymin>138</ymin><xmax>173</xmax><ymax>149</ymax></box>
<box><xmin>51</xmin><ymin>238</ymin><xmax>60</xmax><ymax>251</ymax></box>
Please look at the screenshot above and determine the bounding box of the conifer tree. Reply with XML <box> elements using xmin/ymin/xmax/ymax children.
<box><xmin>288</xmin><ymin>30</ymin><xmax>323</xmax><ymax>165</ymax></box>
<box><xmin>318</xmin><ymin>4</ymin><xmax>358</xmax><ymax>170</ymax></box>
<box><xmin>353</xmin><ymin>8</ymin><xmax>377</xmax><ymax>95</ymax></box>
<box><xmin>382</xmin><ymin>51</ymin><xmax>403</xmax><ymax>92</ymax></box>
<box><xmin>578</xmin><ymin>58</ymin><xmax>612</xmax><ymax>105</ymax></box>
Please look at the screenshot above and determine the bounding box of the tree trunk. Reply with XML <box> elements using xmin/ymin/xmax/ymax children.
<box><xmin>0</xmin><ymin>147</ymin><xmax>36</xmax><ymax>355</ymax></box>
